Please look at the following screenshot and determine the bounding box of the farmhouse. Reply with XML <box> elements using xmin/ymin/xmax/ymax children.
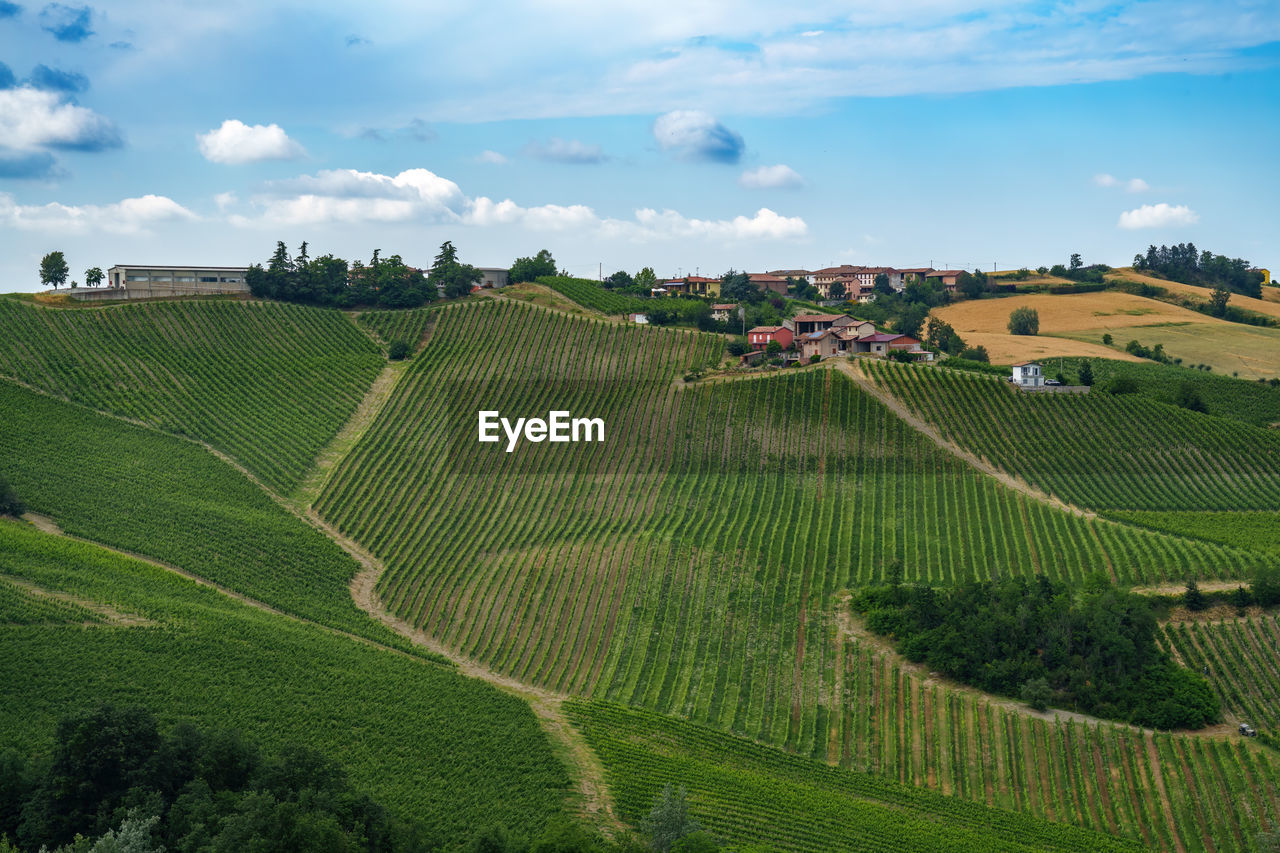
<box><xmin>748</xmin><ymin>325</ymin><xmax>793</xmax><ymax>351</ymax></box>
<box><xmin>793</xmin><ymin>313</ymin><xmax>854</xmax><ymax>336</ymax></box>
<box><xmin>748</xmin><ymin>273</ymin><xmax>789</xmax><ymax>295</ymax></box>
<box><xmin>627</xmin><ymin>312</ymin><xmax>649</xmax><ymax>325</ymax></box>
<box><xmin>711</xmin><ymin>303</ymin><xmax>738</xmax><ymax>322</ymax></box>
<box><xmin>926</xmin><ymin>270</ymin><xmax>964</xmax><ymax>291</ymax></box>
<box><xmin>101</xmin><ymin>265</ymin><xmax>250</xmax><ymax>299</ymax></box>
<box><xmin>1011</xmin><ymin>361</ymin><xmax>1043</xmax><ymax>387</ymax></box>
<box><xmin>859</xmin><ymin>333</ymin><xmax>930</xmax><ymax>360</ymax></box>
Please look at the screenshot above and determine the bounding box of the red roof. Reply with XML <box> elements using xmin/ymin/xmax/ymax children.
<box><xmin>793</xmin><ymin>313</ymin><xmax>847</xmax><ymax>322</ymax></box>
<box><xmin>712</xmin><ymin>303</ymin><xmax>737</xmax><ymax>310</ymax></box>
<box><xmin>748</xmin><ymin>273</ymin><xmax>787</xmax><ymax>283</ymax></box>
<box><xmin>748</xmin><ymin>325</ymin><xmax>787</xmax><ymax>334</ymax></box>
<box><xmin>926</xmin><ymin>270</ymin><xmax>964</xmax><ymax>277</ymax></box>
<box><xmin>865</xmin><ymin>333</ymin><xmax>905</xmax><ymax>343</ymax></box>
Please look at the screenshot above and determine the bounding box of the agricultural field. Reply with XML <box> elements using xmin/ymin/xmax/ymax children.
<box><xmin>0</xmin><ymin>379</ymin><xmax>428</xmax><ymax>656</ymax></box>
<box><xmin>868</xmin><ymin>361</ymin><xmax>1280</xmax><ymax>516</ymax></box>
<box><xmin>566</xmin><ymin>700</ymin><xmax>1143</xmax><ymax>853</ymax></box>
<box><xmin>538</xmin><ymin>275</ymin><xmax>650</xmax><ymax>315</ymax></box>
<box><xmin>0</xmin><ymin>518</ymin><xmax>569</xmax><ymax>846</ymax></box>
<box><xmin>0</xmin><ymin>297</ymin><xmax>384</xmax><ymax>492</ymax></box>
<box><xmin>1161</xmin><ymin>616</ymin><xmax>1280</xmax><ymax>733</ymax></box>
<box><xmin>357</xmin><ymin>304</ymin><xmax>440</xmax><ymax>351</ymax></box>
<box><xmin>1106</xmin><ymin>269</ymin><xmax>1280</xmax><ymax>322</ymax></box>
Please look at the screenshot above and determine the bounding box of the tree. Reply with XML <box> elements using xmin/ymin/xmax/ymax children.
<box><xmin>1183</xmin><ymin>579</ymin><xmax>1207</xmax><ymax>612</ymax></box>
<box><xmin>40</xmin><ymin>251</ymin><xmax>69</xmax><ymax>289</ymax></box>
<box><xmin>1077</xmin><ymin>359</ymin><xmax>1094</xmax><ymax>387</ymax></box>
<box><xmin>924</xmin><ymin>316</ymin><xmax>965</xmax><ymax>355</ymax></box>
<box><xmin>873</xmin><ymin>273</ymin><xmax>893</xmax><ymax>296</ymax></box>
<box><xmin>642</xmin><ymin>785</ymin><xmax>701</xmax><ymax>853</ymax></box>
<box><xmin>958</xmin><ymin>345</ymin><xmax>989</xmax><ymax>363</ymax></box>
<box><xmin>85</xmin><ymin>267</ymin><xmax>104</xmax><ymax>288</ymax></box>
<box><xmin>0</xmin><ymin>474</ymin><xmax>23</xmax><ymax>517</ymax></box>
<box><xmin>1007</xmin><ymin>307</ymin><xmax>1039</xmax><ymax>336</ymax></box>
<box><xmin>1069</xmin><ymin>253</ymin><xmax>1083</xmax><ymax>271</ymax></box>
<box><xmin>719</xmin><ymin>270</ymin><xmax>757</xmax><ymax>302</ymax></box>
<box><xmin>634</xmin><ymin>267</ymin><xmax>658</xmax><ymax>290</ymax></box>
<box><xmin>604</xmin><ymin>270</ymin><xmax>634</xmax><ymax>289</ymax></box>
<box><xmin>956</xmin><ymin>271</ymin><xmax>986</xmax><ymax>300</ymax></box>
<box><xmin>509</xmin><ymin>249</ymin><xmax>557</xmax><ymax>284</ymax></box>
<box><xmin>765</xmin><ymin>340</ymin><xmax>782</xmax><ymax>355</ymax></box>
<box><xmin>1172</xmin><ymin>381</ymin><xmax>1206</xmax><ymax>413</ymax></box>
<box><xmin>1209</xmin><ymin>284</ymin><xmax>1230</xmax><ymax>318</ymax></box>
<box><xmin>430</xmin><ymin>241</ymin><xmax>482</xmax><ymax>299</ymax></box>
<box><xmin>388</xmin><ymin>340</ymin><xmax>411</xmax><ymax>361</ymax></box>
<box><xmin>726</xmin><ymin>341</ymin><xmax>746</xmax><ymax>357</ymax></box>
<box><xmin>1102</xmin><ymin>333</ymin><xmax>1113</xmax><ymax>346</ymax></box>
<box><xmin>1021</xmin><ymin>677</ymin><xmax>1052</xmax><ymax>712</ymax></box>
<box><xmin>1253</xmin><ymin>567</ymin><xmax>1280</xmax><ymax>608</ymax></box>
<box><xmin>827</xmin><ymin>280</ymin><xmax>846</xmax><ymax>300</ymax></box>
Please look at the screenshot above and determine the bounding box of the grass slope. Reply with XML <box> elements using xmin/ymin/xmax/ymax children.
<box><xmin>0</xmin><ymin>298</ymin><xmax>384</xmax><ymax>493</ymax></box>
<box><xmin>0</xmin><ymin>379</ymin><xmax>429</xmax><ymax>656</ymax></box>
<box><xmin>567</xmin><ymin>701</ymin><xmax>1142</xmax><ymax>853</ymax></box>
<box><xmin>0</xmin><ymin>519</ymin><xmax>568</xmax><ymax>846</ymax></box>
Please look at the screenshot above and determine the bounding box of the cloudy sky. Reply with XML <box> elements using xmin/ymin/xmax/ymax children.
<box><xmin>1</xmin><ymin>0</ymin><xmax>1278</xmax><ymax>288</ymax></box>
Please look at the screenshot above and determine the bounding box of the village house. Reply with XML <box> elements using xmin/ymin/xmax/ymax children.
<box><xmin>899</xmin><ymin>267</ymin><xmax>934</xmax><ymax>284</ymax></box>
<box><xmin>925</xmin><ymin>270</ymin><xmax>964</xmax><ymax>292</ymax></box>
<box><xmin>711</xmin><ymin>303</ymin><xmax>738</xmax><ymax>323</ymax></box>
<box><xmin>1011</xmin><ymin>361</ymin><xmax>1043</xmax><ymax>387</ymax></box>
<box><xmin>858</xmin><ymin>333</ymin><xmax>931</xmax><ymax>360</ymax></box>
<box><xmin>767</xmin><ymin>269</ymin><xmax>814</xmax><ymax>285</ymax></box>
<box><xmin>748</xmin><ymin>273</ymin><xmax>789</xmax><ymax>295</ymax></box>
<box><xmin>799</xmin><ymin>329</ymin><xmax>842</xmax><ymax>360</ymax></box>
<box><xmin>747</xmin><ymin>325</ymin><xmax>793</xmax><ymax>351</ymax></box>
<box><xmin>684</xmin><ymin>276</ymin><xmax>719</xmax><ymax>297</ymax></box>
<box><xmin>792</xmin><ymin>313</ymin><xmax>855</xmax><ymax>336</ymax></box>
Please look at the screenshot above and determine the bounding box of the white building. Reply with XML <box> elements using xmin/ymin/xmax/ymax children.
<box><xmin>1011</xmin><ymin>361</ymin><xmax>1044</xmax><ymax>387</ymax></box>
<box><xmin>476</xmin><ymin>267</ymin><xmax>510</xmax><ymax>288</ymax></box>
<box><xmin>87</xmin><ymin>265</ymin><xmax>251</xmax><ymax>300</ymax></box>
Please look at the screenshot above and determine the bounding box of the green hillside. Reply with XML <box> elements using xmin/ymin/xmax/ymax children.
<box><xmin>0</xmin><ymin>298</ymin><xmax>383</xmax><ymax>493</ymax></box>
<box><xmin>0</xmin><ymin>519</ymin><xmax>568</xmax><ymax>846</ymax></box>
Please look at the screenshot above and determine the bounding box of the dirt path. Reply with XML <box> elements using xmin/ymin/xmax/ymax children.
<box><xmin>834</xmin><ymin>360</ymin><xmax>1096</xmax><ymax>519</ymax></box>
<box><xmin>332</xmin><ymin>512</ymin><xmax>623</xmax><ymax>835</ymax></box>
<box><xmin>289</xmin><ymin>360</ymin><xmax>408</xmax><ymax>511</ymax></box>
<box><xmin>1145</xmin><ymin>733</ymin><xmax>1188</xmax><ymax>853</ymax></box>
<box><xmin>2</xmin><ymin>545</ymin><xmax>154</xmax><ymax>627</ymax></box>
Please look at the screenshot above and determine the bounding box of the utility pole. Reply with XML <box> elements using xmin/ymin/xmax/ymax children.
<box><xmin>599</xmin><ymin>262</ymin><xmax>602</xmax><ymax>281</ymax></box>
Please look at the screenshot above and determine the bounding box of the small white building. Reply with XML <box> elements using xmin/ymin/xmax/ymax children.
<box><xmin>627</xmin><ymin>312</ymin><xmax>649</xmax><ymax>325</ymax></box>
<box><xmin>1011</xmin><ymin>361</ymin><xmax>1044</xmax><ymax>387</ymax></box>
<box><xmin>476</xmin><ymin>267</ymin><xmax>509</xmax><ymax>288</ymax></box>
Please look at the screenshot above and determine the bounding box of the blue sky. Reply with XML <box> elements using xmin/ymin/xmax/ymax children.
<box><xmin>1</xmin><ymin>0</ymin><xmax>1278</xmax><ymax>288</ymax></box>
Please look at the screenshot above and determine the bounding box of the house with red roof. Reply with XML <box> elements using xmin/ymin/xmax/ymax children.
<box><xmin>747</xmin><ymin>325</ymin><xmax>793</xmax><ymax>351</ymax></box>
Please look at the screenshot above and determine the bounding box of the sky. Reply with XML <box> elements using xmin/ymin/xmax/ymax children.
<box><xmin>0</xmin><ymin>0</ymin><xmax>1278</xmax><ymax>289</ymax></box>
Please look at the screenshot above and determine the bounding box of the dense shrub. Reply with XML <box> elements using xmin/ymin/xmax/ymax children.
<box><xmin>388</xmin><ymin>339</ymin><xmax>411</xmax><ymax>361</ymax></box>
<box><xmin>1007</xmin><ymin>307</ymin><xmax>1039</xmax><ymax>336</ymax></box>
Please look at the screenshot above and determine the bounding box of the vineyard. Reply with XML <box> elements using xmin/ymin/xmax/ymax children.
<box><xmin>0</xmin><ymin>379</ymin><xmax>428</xmax><ymax>656</ymax></box>
<box><xmin>357</xmin><ymin>305</ymin><xmax>440</xmax><ymax>351</ymax></box>
<box><xmin>1161</xmin><ymin>615</ymin><xmax>1280</xmax><ymax>731</ymax></box>
<box><xmin>0</xmin><ymin>298</ymin><xmax>383</xmax><ymax>493</ymax></box>
<box><xmin>538</xmin><ymin>275</ymin><xmax>650</xmax><ymax>315</ymax></box>
<box><xmin>566</xmin><ymin>700</ymin><xmax>1142</xmax><ymax>853</ymax></box>
<box><xmin>866</xmin><ymin>361</ymin><xmax>1280</xmax><ymax>514</ymax></box>
<box><xmin>0</xmin><ymin>518</ymin><xmax>569</xmax><ymax>845</ymax></box>
<box><xmin>0</xmin><ymin>575</ymin><xmax>105</xmax><ymax>625</ymax></box>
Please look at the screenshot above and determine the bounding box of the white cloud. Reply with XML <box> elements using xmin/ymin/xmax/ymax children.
<box><xmin>739</xmin><ymin>164</ymin><xmax>803</xmax><ymax>189</ymax></box>
<box><xmin>197</xmin><ymin>119</ymin><xmax>306</xmax><ymax>164</ymax></box>
<box><xmin>653</xmin><ymin>110</ymin><xmax>744</xmax><ymax>163</ymax></box>
<box><xmin>0</xmin><ymin>192</ymin><xmax>196</xmax><ymax>234</ymax></box>
<box><xmin>1093</xmin><ymin>173</ymin><xmax>1118</xmax><ymax>187</ymax></box>
<box><xmin>1125</xmin><ymin>178</ymin><xmax>1150</xmax><ymax>193</ymax></box>
<box><xmin>476</xmin><ymin>150</ymin><xmax>509</xmax><ymax>165</ymax></box>
<box><xmin>213</xmin><ymin>191</ymin><xmax>238</xmax><ymax>211</ymax></box>
<box><xmin>1117</xmin><ymin>203</ymin><xmax>1198</xmax><ymax>229</ymax></box>
<box><xmin>523</xmin><ymin>137</ymin><xmax>607</xmax><ymax>164</ymax></box>
<box><xmin>1095</xmin><ymin>173</ymin><xmax>1149</xmax><ymax>193</ymax></box>
<box><xmin>0</xmin><ymin>86</ymin><xmax>120</xmax><ymax>151</ymax></box>
<box><xmin>238</xmin><ymin>165</ymin><xmax>806</xmax><ymax>242</ymax></box>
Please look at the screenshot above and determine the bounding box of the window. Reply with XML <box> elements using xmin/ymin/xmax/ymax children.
<box><xmin>199</xmin><ymin>277</ymin><xmax>218</xmax><ymax>282</ymax></box>
<box><xmin>126</xmin><ymin>275</ymin><xmax>148</xmax><ymax>282</ymax></box>
<box><xmin>152</xmin><ymin>276</ymin><xmax>172</xmax><ymax>282</ymax></box>
<box><xmin>176</xmin><ymin>276</ymin><xmax>195</xmax><ymax>282</ymax></box>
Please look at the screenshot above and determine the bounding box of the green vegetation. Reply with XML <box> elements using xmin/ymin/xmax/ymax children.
<box><xmin>1161</xmin><ymin>615</ymin><xmax>1280</xmax><ymax>733</ymax></box>
<box><xmin>867</xmin><ymin>361</ymin><xmax>1280</xmax><ymax>515</ymax></box>
<box><xmin>566</xmin><ymin>701</ymin><xmax>1142</xmax><ymax>853</ymax></box>
<box><xmin>1106</xmin><ymin>510</ymin><xmax>1280</xmax><ymax>555</ymax></box>
<box><xmin>0</xmin><ymin>520</ymin><xmax>568</xmax><ymax>846</ymax></box>
<box><xmin>1008</xmin><ymin>306</ymin><xmax>1040</xmax><ymax>335</ymax></box>
<box><xmin>0</xmin><ymin>298</ymin><xmax>383</xmax><ymax>493</ymax></box>
<box><xmin>4</xmin><ymin>703</ymin><xmax>428</xmax><ymax>852</ymax></box>
<box><xmin>0</xmin><ymin>576</ymin><xmax>103</xmax><ymax>625</ymax></box>
<box><xmin>0</xmin><ymin>474</ymin><xmax>21</xmax><ymax>518</ymax></box>
<box><xmin>1133</xmin><ymin>243</ymin><xmax>1264</xmax><ymax>299</ymax></box>
<box><xmin>0</xmin><ymin>380</ymin><xmax>427</xmax><ymax>654</ymax></box>
<box><xmin>358</xmin><ymin>305</ymin><xmax>439</xmax><ymax>352</ymax></box>
<box><xmin>852</xmin><ymin>576</ymin><xmax>1219</xmax><ymax>729</ymax></box>
<box><xmin>509</xmin><ymin>249</ymin><xmax>558</xmax><ymax>284</ymax></box>
<box><xmin>246</xmin><ymin>240</ymin><xmax>439</xmax><ymax>308</ymax></box>
<box><xmin>39</xmin><ymin>251</ymin><xmax>69</xmax><ymax>290</ymax></box>
<box><xmin>540</xmin><ymin>275</ymin><xmax>650</xmax><ymax>315</ymax></box>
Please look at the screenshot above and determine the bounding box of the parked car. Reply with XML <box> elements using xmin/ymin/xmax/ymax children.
<box><xmin>1240</xmin><ymin>723</ymin><xmax>1258</xmax><ymax>737</ymax></box>
<box><xmin>1044</xmin><ymin>379</ymin><xmax>1062</xmax><ymax>386</ymax></box>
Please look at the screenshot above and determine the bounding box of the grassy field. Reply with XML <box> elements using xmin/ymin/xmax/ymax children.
<box><xmin>0</xmin><ymin>298</ymin><xmax>383</xmax><ymax>493</ymax></box>
<box><xmin>1107</xmin><ymin>268</ymin><xmax>1280</xmax><ymax>321</ymax></box>
<box><xmin>0</xmin><ymin>518</ymin><xmax>569</xmax><ymax>846</ymax></box>
<box><xmin>932</xmin><ymin>288</ymin><xmax>1280</xmax><ymax>378</ymax></box>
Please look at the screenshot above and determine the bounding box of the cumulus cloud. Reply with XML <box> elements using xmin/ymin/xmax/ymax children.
<box><xmin>0</xmin><ymin>86</ymin><xmax>119</xmax><ymax>150</ymax></box>
<box><xmin>653</xmin><ymin>110</ymin><xmax>744</xmax><ymax>163</ymax></box>
<box><xmin>236</xmin><ymin>165</ymin><xmax>807</xmax><ymax>243</ymax></box>
<box><xmin>476</xmin><ymin>150</ymin><xmax>509</xmax><ymax>165</ymax></box>
<box><xmin>237</xmin><ymin>167</ymin><xmax>468</xmax><ymax>226</ymax></box>
<box><xmin>523</xmin><ymin>137</ymin><xmax>606</xmax><ymax>164</ymax></box>
<box><xmin>1117</xmin><ymin>203</ymin><xmax>1198</xmax><ymax>229</ymax></box>
<box><xmin>38</xmin><ymin>3</ymin><xmax>92</xmax><ymax>42</ymax></box>
<box><xmin>0</xmin><ymin>149</ymin><xmax>58</xmax><ymax>179</ymax></box>
<box><xmin>28</xmin><ymin>63</ymin><xmax>89</xmax><ymax>93</ymax></box>
<box><xmin>197</xmin><ymin>119</ymin><xmax>306</xmax><ymax>164</ymax></box>
<box><xmin>739</xmin><ymin>164</ymin><xmax>803</xmax><ymax>189</ymax></box>
<box><xmin>0</xmin><ymin>191</ymin><xmax>196</xmax><ymax>233</ymax></box>
<box><xmin>1094</xmin><ymin>173</ymin><xmax>1149</xmax><ymax>193</ymax></box>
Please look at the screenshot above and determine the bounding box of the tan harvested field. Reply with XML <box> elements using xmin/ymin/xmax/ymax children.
<box><xmin>934</xmin><ymin>289</ymin><xmax>1280</xmax><ymax>377</ymax></box>
<box><xmin>1107</xmin><ymin>268</ymin><xmax>1280</xmax><ymax>320</ymax></box>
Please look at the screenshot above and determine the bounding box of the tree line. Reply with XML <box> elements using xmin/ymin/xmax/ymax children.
<box><xmin>1133</xmin><ymin>243</ymin><xmax>1263</xmax><ymax>298</ymax></box>
<box><xmin>246</xmin><ymin>241</ymin><xmax>482</xmax><ymax>308</ymax></box>
<box><xmin>852</xmin><ymin>574</ymin><xmax>1220</xmax><ymax>730</ymax></box>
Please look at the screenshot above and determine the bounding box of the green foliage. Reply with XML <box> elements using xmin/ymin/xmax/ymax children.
<box><xmin>1183</xmin><ymin>579</ymin><xmax>1208</xmax><ymax>611</ymax></box>
<box><xmin>0</xmin><ymin>475</ymin><xmax>21</xmax><ymax>518</ymax></box>
<box><xmin>1076</xmin><ymin>359</ymin><xmax>1093</xmax><ymax>387</ymax></box>
<box><xmin>1102</xmin><ymin>375</ymin><xmax>1140</xmax><ymax>395</ymax></box>
<box><xmin>1171</xmin><ymin>381</ymin><xmax>1206</xmax><ymax>413</ymax></box>
<box><xmin>642</xmin><ymin>785</ymin><xmax>701</xmax><ymax>853</ymax></box>
<box><xmin>1255</xmin><ymin>566</ymin><xmax>1280</xmax><ymax>608</ymax></box>
<box><xmin>509</xmin><ymin>250</ymin><xmax>558</xmax><ymax>284</ymax></box>
<box><xmin>0</xmin><ymin>520</ymin><xmax>569</xmax><ymax>848</ymax></box>
<box><xmin>604</xmin><ymin>270</ymin><xmax>634</xmax><ymax>290</ymax></box>
<box><xmin>725</xmin><ymin>341</ymin><xmax>745</xmax><ymax>357</ymax></box>
<box><xmin>566</xmin><ymin>701</ymin><xmax>1140</xmax><ymax>853</ymax></box>
<box><xmin>955</xmin><ymin>346</ymin><xmax>991</xmax><ymax>364</ymax></box>
<box><xmin>852</xmin><ymin>576</ymin><xmax>1220</xmax><ymax>729</ymax></box>
<box><xmin>634</xmin><ymin>268</ymin><xmax>658</xmax><ymax>290</ymax></box>
<box><xmin>1209</xmin><ymin>284</ymin><xmax>1231</xmax><ymax>317</ymax></box>
<box><xmin>1007</xmin><ymin>307</ymin><xmax>1039</xmax><ymax>336</ymax></box>
<box><xmin>1101</xmin><ymin>333</ymin><xmax>1113</xmax><ymax>346</ymax></box>
<box><xmin>0</xmin><ymin>298</ymin><xmax>383</xmax><ymax>494</ymax></box>
<box><xmin>1123</xmin><ymin>339</ymin><xmax>1172</xmax><ymax>364</ymax></box>
<box><xmin>431</xmin><ymin>240</ymin><xmax>483</xmax><ymax>300</ymax></box>
<box><xmin>1134</xmin><ymin>243</ymin><xmax>1263</xmax><ymax>298</ymax></box>
<box><xmin>387</xmin><ymin>339</ymin><xmax>411</xmax><ymax>361</ymax></box>
<box><xmin>83</xmin><ymin>267</ymin><xmax>103</xmax><ymax>288</ymax></box>
<box><xmin>358</xmin><ymin>306</ymin><xmax>437</xmax><ymax>353</ymax></box>
<box><xmin>765</xmin><ymin>339</ymin><xmax>781</xmax><ymax>355</ymax></box>
<box><xmin>40</xmin><ymin>252</ymin><xmax>69</xmax><ymax>290</ymax></box>
<box><xmin>246</xmin><ymin>241</ymin><xmax>436</xmax><ymax>308</ymax></box>
<box><xmin>923</xmin><ymin>316</ymin><xmax>966</xmax><ymax>355</ymax></box>
<box><xmin>539</xmin><ymin>276</ymin><xmax>648</xmax><ymax>316</ymax></box>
